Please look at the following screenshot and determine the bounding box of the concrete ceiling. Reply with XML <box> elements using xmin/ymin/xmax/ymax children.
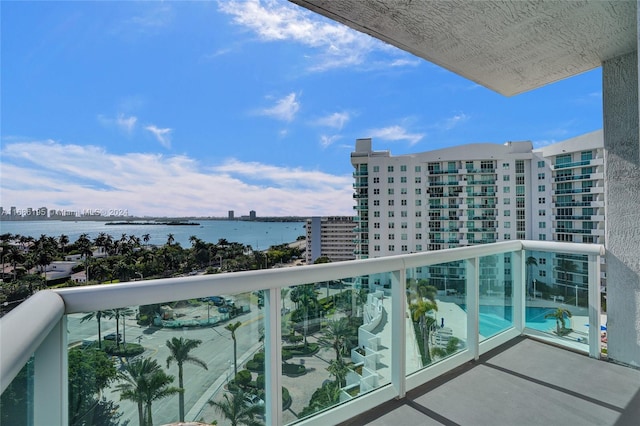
<box><xmin>290</xmin><ymin>0</ymin><xmax>637</xmax><ymax>96</ymax></box>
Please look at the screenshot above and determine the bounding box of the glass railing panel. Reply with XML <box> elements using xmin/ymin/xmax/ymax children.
<box><xmin>406</xmin><ymin>261</ymin><xmax>467</xmax><ymax>374</ymax></box>
<box><xmin>68</xmin><ymin>291</ymin><xmax>265</xmax><ymax>426</ymax></box>
<box><xmin>0</xmin><ymin>357</ymin><xmax>33</xmax><ymax>425</ymax></box>
<box><xmin>285</xmin><ymin>275</ymin><xmax>391</xmax><ymax>423</ymax></box>
<box><xmin>524</xmin><ymin>250</ymin><xmax>590</xmax><ymax>350</ymax></box>
<box><xmin>478</xmin><ymin>253</ymin><xmax>513</xmax><ymax>341</ymax></box>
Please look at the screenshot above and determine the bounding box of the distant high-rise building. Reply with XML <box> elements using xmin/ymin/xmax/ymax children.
<box><xmin>228</xmin><ymin>210</ymin><xmax>234</xmax><ymax>220</ymax></box>
<box><xmin>249</xmin><ymin>210</ymin><xmax>256</xmax><ymax>220</ymax></box>
<box><xmin>305</xmin><ymin>216</ymin><xmax>356</xmax><ymax>264</ymax></box>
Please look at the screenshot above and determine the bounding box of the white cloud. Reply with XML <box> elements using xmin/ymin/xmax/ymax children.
<box><xmin>145</xmin><ymin>125</ymin><xmax>172</xmax><ymax>148</ymax></box>
<box><xmin>443</xmin><ymin>113</ymin><xmax>470</xmax><ymax>130</ymax></box>
<box><xmin>314</xmin><ymin>112</ymin><xmax>350</xmax><ymax>130</ymax></box>
<box><xmin>218</xmin><ymin>0</ymin><xmax>406</xmax><ymax>71</ymax></box>
<box><xmin>532</xmin><ymin>139</ymin><xmax>558</xmax><ymax>148</ymax></box>
<box><xmin>320</xmin><ymin>135</ymin><xmax>341</xmax><ymax>148</ymax></box>
<box><xmin>367</xmin><ymin>125</ymin><xmax>424</xmax><ymax>146</ymax></box>
<box><xmin>258</xmin><ymin>92</ymin><xmax>300</xmax><ymax>122</ymax></box>
<box><xmin>98</xmin><ymin>113</ymin><xmax>138</xmax><ymax>134</ymax></box>
<box><xmin>0</xmin><ymin>140</ymin><xmax>354</xmax><ymax>217</ymax></box>
<box><xmin>390</xmin><ymin>58</ymin><xmax>420</xmax><ymax>67</ymax></box>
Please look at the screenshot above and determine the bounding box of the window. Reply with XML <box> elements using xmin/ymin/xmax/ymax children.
<box><xmin>415</xmin><ymin>188</ymin><xmax>422</xmax><ymax>194</ymax></box>
<box><xmin>415</xmin><ymin>177</ymin><xmax>421</xmax><ymax>184</ymax></box>
<box><xmin>373</xmin><ymin>188</ymin><xmax>380</xmax><ymax>195</ymax></box>
<box><xmin>400</xmin><ymin>165</ymin><xmax>407</xmax><ymax>172</ymax></box>
<box><xmin>539</xmin><ymin>270</ymin><xmax>546</xmax><ymax>277</ymax></box>
<box><xmin>388</xmin><ymin>234</ymin><xmax>395</xmax><ymax>240</ymax></box>
<box><xmin>581</xmin><ymin>151</ymin><xmax>593</xmax><ymax>161</ymax></box>
<box><xmin>502</xmin><ymin>162</ymin><xmax>510</xmax><ymax>169</ymax></box>
<box><xmin>516</xmin><ymin>231</ymin><xmax>526</xmax><ymax>239</ymax></box>
<box><xmin>388</xmin><ymin>222</ymin><xmax>395</xmax><ymax>228</ymax></box>
<box><xmin>516</xmin><ymin>175</ymin><xmax>525</xmax><ymax>185</ymax></box>
<box><xmin>401</xmin><ymin>211</ymin><xmax>408</xmax><ymax>217</ymax></box>
<box><xmin>415</xmin><ymin>166</ymin><xmax>421</xmax><ymax>172</ymax></box>
<box><xmin>539</xmin><ymin>222</ymin><xmax>546</xmax><ymax>228</ymax></box>
<box><xmin>388</xmin><ymin>200</ymin><xmax>394</xmax><ymax>206</ymax></box>
<box><xmin>538</xmin><ymin>197</ymin><xmax>546</xmax><ymax>204</ymax></box>
<box><xmin>401</xmin><ymin>222</ymin><xmax>408</xmax><ymax>229</ymax></box>
<box><xmin>388</xmin><ymin>245</ymin><xmax>395</xmax><ymax>251</ymax></box>
<box><xmin>374</xmin><ymin>245</ymin><xmax>380</xmax><ymax>251</ymax></box>
<box><xmin>374</xmin><ymin>234</ymin><xmax>380</xmax><ymax>240</ymax></box>
<box><xmin>503</xmin><ymin>175</ymin><xmax>510</xmax><ymax>181</ymax></box>
<box><xmin>538</xmin><ymin>185</ymin><xmax>545</xmax><ymax>192</ymax></box>
<box><xmin>416</xmin><ymin>200</ymin><xmax>422</xmax><ymax>206</ymax></box>
<box><xmin>416</xmin><ymin>233</ymin><xmax>422</xmax><ymax>239</ymax></box>
<box><xmin>416</xmin><ymin>222</ymin><xmax>422</xmax><ymax>228</ymax></box>
<box><xmin>400</xmin><ymin>176</ymin><xmax>407</xmax><ymax>183</ymax></box>
<box><xmin>388</xmin><ymin>177</ymin><xmax>394</xmax><ymax>183</ymax></box>
<box><xmin>416</xmin><ymin>211</ymin><xmax>422</xmax><ymax>217</ymax></box>
<box><xmin>504</xmin><ymin>233</ymin><xmax>511</xmax><ymax>240</ymax></box>
<box><xmin>373</xmin><ymin>166</ymin><xmax>379</xmax><ymax>172</ymax></box>
<box><xmin>388</xmin><ymin>188</ymin><xmax>394</xmax><ymax>195</ymax></box>
<box><xmin>504</xmin><ymin>198</ymin><xmax>510</xmax><ymax>205</ymax></box>
<box><xmin>374</xmin><ymin>211</ymin><xmax>380</xmax><ymax>217</ymax></box>
<box><xmin>538</xmin><ymin>209</ymin><xmax>546</xmax><ymax>216</ymax></box>
<box><xmin>401</xmin><ymin>234</ymin><xmax>408</xmax><ymax>241</ymax></box>
<box><xmin>515</xmin><ymin>160</ymin><xmax>524</xmax><ymax>173</ymax></box>
<box><xmin>374</xmin><ymin>223</ymin><xmax>380</xmax><ymax>228</ymax></box>
<box><xmin>401</xmin><ymin>188</ymin><xmax>407</xmax><ymax>194</ymax></box>
<box><xmin>539</xmin><ymin>258</ymin><xmax>546</xmax><ymax>265</ymax></box>
<box><xmin>503</xmin><ymin>187</ymin><xmax>510</xmax><ymax>193</ymax></box>
<box><xmin>388</xmin><ymin>211</ymin><xmax>395</xmax><ymax>217</ymax></box>
<box><xmin>388</xmin><ymin>166</ymin><xmax>394</xmax><ymax>172</ymax></box>
<box><xmin>539</xmin><ymin>234</ymin><xmax>546</xmax><ymax>240</ymax></box>
<box><xmin>373</xmin><ymin>177</ymin><xmax>380</xmax><ymax>183</ymax></box>
<box><xmin>504</xmin><ymin>210</ymin><xmax>511</xmax><ymax>216</ymax></box>
<box><xmin>401</xmin><ymin>245</ymin><xmax>408</xmax><ymax>251</ymax></box>
<box><xmin>555</xmin><ymin>154</ymin><xmax>572</xmax><ymax>166</ymax></box>
<box><xmin>373</xmin><ymin>200</ymin><xmax>380</xmax><ymax>206</ymax></box>
<box><xmin>516</xmin><ymin>185</ymin><xmax>525</xmax><ymax>195</ymax></box>
<box><xmin>537</xmin><ymin>160</ymin><xmax>545</xmax><ymax>168</ymax></box>
<box><xmin>504</xmin><ymin>221</ymin><xmax>511</xmax><ymax>228</ymax></box>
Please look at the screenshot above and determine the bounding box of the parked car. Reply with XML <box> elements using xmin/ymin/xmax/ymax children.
<box><xmin>209</xmin><ymin>296</ymin><xmax>225</xmax><ymax>306</ymax></box>
<box><xmin>244</xmin><ymin>393</ymin><xmax>264</xmax><ymax>406</ymax></box>
<box><xmin>104</xmin><ymin>332</ymin><xmax>122</xmax><ymax>342</ymax></box>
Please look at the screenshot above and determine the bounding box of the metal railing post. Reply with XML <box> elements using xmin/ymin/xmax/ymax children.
<box><xmin>513</xmin><ymin>249</ymin><xmax>525</xmax><ymax>333</ymax></box>
<box><xmin>264</xmin><ymin>288</ymin><xmax>283</xmax><ymax>425</ymax></box>
<box><xmin>466</xmin><ymin>258</ymin><xmax>479</xmax><ymax>360</ymax></box>
<box><xmin>588</xmin><ymin>254</ymin><xmax>602</xmax><ymax>359</ymax></box>
<box><xmin>34</xmin><ymin>316</ymin><xmax>67</xmax><ymax>426</ymax></box>
<box><xmin>391</xmin><ymin>268</ymin><xmax>406</xmax><ymax>398</ymax></box>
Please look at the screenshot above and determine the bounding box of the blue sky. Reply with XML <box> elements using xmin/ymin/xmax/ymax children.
<box><xmin>1</xmin><ymin>0</ymin><xmax>603</xmax><ymax>217</ymax></box>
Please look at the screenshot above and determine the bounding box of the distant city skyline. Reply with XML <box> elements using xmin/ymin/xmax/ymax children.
<box><xmin>1</xmin><ymin>1</ymin><xmax>603</xmax><ymax>217</ymax></box>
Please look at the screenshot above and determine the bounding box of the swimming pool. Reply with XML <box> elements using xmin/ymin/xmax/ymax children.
<box><xmin>459</xmin><ymin>305</ymin><xmax>558</xmax><ymax>337</ymax></box>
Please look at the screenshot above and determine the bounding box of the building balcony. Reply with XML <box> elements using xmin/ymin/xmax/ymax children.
<box><xmin>552</xmin><ymin>157</ymin><xmax>605</xmax><ymax>170</ymax></box>
<box><xmin>1</xmin><ymin>241</ymin><xmax>619</xmax><ymax>426</ymax></box>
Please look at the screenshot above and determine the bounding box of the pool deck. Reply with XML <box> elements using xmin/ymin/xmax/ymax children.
<box><xmin>340</xmin><ymin>336</ymin><xmax>640</xmax><ymax>426</ymax></box>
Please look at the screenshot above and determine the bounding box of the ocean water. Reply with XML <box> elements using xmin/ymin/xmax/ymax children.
<box><xmin>0</xmin><ymin>220</ymin><xmax>306</xmax><ymax>249</ymax></box>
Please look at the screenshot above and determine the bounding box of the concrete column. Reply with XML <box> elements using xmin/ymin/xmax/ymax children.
<box><xmin>602</xmin><ymin>49</ymin><xmax>640</xmax><ymax>367</ymax></box>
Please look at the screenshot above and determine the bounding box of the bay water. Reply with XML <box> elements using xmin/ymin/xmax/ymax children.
<box><xmin>0</xmin><ymin>220</ymin><xmax>306</xmax><ymax>249</ymax></box>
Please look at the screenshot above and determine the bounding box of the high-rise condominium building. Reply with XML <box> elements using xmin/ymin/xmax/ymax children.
<box><xmin>351</xmin><ymin>130</ymin><xmax>605</xmax><ymax>294</ymax></box>
<box><xmin>305</xmin><ymin>216</ymin><xmax>356</xmax><ymax>264</ymax></box>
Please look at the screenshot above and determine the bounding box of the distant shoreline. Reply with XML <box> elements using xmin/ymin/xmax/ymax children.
<box><xmin>106</xmin><ymin>221</ymin><xmax>201</xmax><ymax>226</ymax></box>
<box><xmin>0</xmin><ymin>216</ymin><xmax>308</xmax><ymax>223</ymax></box>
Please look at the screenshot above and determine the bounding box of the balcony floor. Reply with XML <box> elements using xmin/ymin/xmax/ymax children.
<box><xmin>340</xmin><ymin>337</ymin><xmax>640</xmax><ymax>426</ymax></box>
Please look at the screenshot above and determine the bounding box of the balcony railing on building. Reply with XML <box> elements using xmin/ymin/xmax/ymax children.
<box><xmin>1</xmin><ymin>241</ymin><xmax>604</xmax><ymax>426</ymax></box>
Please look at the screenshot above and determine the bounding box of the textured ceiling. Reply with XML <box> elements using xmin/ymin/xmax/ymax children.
<box><xmin>291</xmin><ymin>0</ymin><xmax>637</xmax><ymax>96</ymax></box>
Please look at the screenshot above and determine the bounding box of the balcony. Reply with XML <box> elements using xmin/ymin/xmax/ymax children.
<box><xmin>2</xmin><ymin>241</ymin><xmax>628</xmax><ymax>426</ymax></box>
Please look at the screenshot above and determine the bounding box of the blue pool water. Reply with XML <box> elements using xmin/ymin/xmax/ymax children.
<box><xmin>460</xmin><ymin>305</ymin><xmax>558</xmax><ymax>337</ymax></box>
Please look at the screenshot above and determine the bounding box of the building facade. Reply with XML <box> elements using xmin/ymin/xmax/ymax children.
<box><xmin>351</xmin><ymin>131</ymin><xmax>605</xmax><ymax>295</ymax></box>
<box><xmin>305</xmin><ymin>216</ymin><xmax>356</xmax><ymax>264</ymax></box>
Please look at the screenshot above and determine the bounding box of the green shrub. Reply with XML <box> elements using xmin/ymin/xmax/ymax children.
<box><xmin>282</xmin><ymin>363</ymin><xmax>306</xmax><ymax>376</ymax></box>
<box><xmin>283</xmin><ymin>343</ymin><xmax>319</xmax><ymax>356</ymax></box>
<box><xmin>234</xmin><ymin>369</ymin><xmax>252</xmax><ymax>388</ymax></box>
<box><xmin>253</xmin><ymin>352</ymin><xmax>265</xmax><ymax>363</ymax></box>
<box><xmin>287</xmin><ymin>334</ymin><xmax>303</xmax><ymax>343</ymax></box>
<box><xmin>103</xmin><ymin>342</ymin><xmax>144</xmax><ymax>357</ymax></box>
<box><xmin>256</xmin><ymin>374</ymin><xmax>265</xmax><ymax>390</ymax></box>
<box><xmin>245</xmin><ymin>360</ymin><xmax>262</xmax><ymax>372</ymax></box>
<box><xmin>282</xmin><ymin>349</ymin><xmax>293</xmax><ymax>361</ymax></box>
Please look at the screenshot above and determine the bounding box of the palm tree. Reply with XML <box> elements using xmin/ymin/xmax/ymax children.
<box><xmin>165</xmin><ymin>337</ymin><xmax>208</xmax><ymax>422</ymax></box>
<box><xmin>321</xmin><ymin>318</ymin><xmax>352</xmax><ymax>363</ymax></box>
<box><xmin>58</xmin><ymin>234</ymin><xmax>69</xmax><ymax>257</ymax></box>
<box><xmin>76</xmin><ymin>233</ymin><xmax>93</xmax><ymax>282</ymax></box>
<box><xmin>544</xmin><ymin>307</ymin><xmax>573</xmax><ymax>335</ymax></box>
<box><xmin>117</xmin><ymin>358</ymin><xmax>181</xmax><ymax>426</ymax></box>
<box><xmin>142</xmin><ymin>233</ymin><xmax>151</xmax><ymax>247</ymax></box>
<box><xmin>526</xmin><ymin>256</ymin><xmax>538</xmax><ymax>296</ymax></box>
<box><xmin>209</xmin><ymin>391</ymin><xmax>264</xmax><ymax>426</ymax></box>
<box><xmin>409</xmin><ymin>299</ymin><xmax>438</xmax><ymax>365</ymax></box>
<box><xmin>166</xmin><ymin>233</ymin><xmax>175</xmax><ymax>246</ymax></box>
<box><xmin>225</xmin><ymin>321</ymin><xmax>242</xmax><ymax>379</ymax></box>
<box><xmin>80</xmin><ymin>310</ymin><xmax>106</xmax><ymax>349</ymax></box>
